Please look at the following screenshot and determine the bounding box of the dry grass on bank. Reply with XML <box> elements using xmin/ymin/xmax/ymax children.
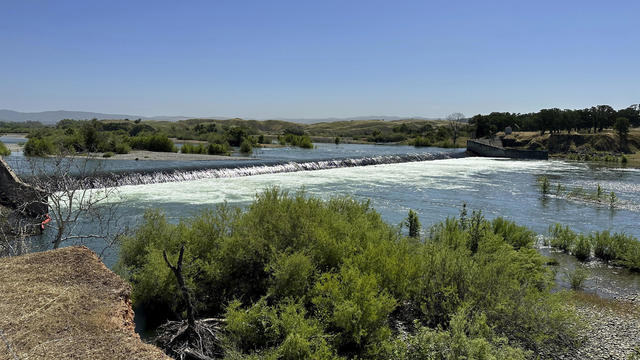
<box><xmin>502</xmin><ymin>128</ymin><xmax>640</xmax><ymax>155</ymax></box>
<box><xmin>0</xmin><ymin>246</ymin><xmax>168</xmax><ymax>360</ymax></box>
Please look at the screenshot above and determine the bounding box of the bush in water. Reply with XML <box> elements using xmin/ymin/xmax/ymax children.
<box><xmin>548</xmin><ymin>224</ymin><xmax>577</xmax><ymax>253</ymax></box>
<box><xmin>129</xmin><ymin>134</ymin><xmax>176</xmax><ymax>152</ymax></box>
<box><xmin>239</xmin><ymin>138</ymin><xmax>253</xmax><ymax>154</ymax></box>
<box><xmin>538</xmin><ymin>176</ymin><xmax>551</xmax><ymax>195</ymax></box>
<box><xmin>592</xmin><ymin>231</ymin><xmax>617</xmax><ymax>262</ymax></box>
<box><xmin>572</xmin><ymin>235</ymin><xmax>591</xmax><ymax>262</ymax></box>
<box><xmin>117</xmin><ymin>189</ymin><xmax>582</xmax><ymax>358</ymax></box>
<box><xmin>207</xmin><ymin>143</ymin><xmax>229</xmax><ymax>155</ymax></box>
<box><xmin>0</xmin><ymin>141</ymin><xmax>10</xmax><ymax>156</ymax></box>
<box><xmin>566</xmin><ymin>267</ymin><xmax>589</xmax><ymax>291</ymax></box>
<box><xmin>548</xmin><ymin>228</ymin><xmax>640</xmax><ymax>272</ymax></box>
<box><xmin>180</xmin><ymin>143</ymin><xmax>206</xmax><ymax>154</ymax></box>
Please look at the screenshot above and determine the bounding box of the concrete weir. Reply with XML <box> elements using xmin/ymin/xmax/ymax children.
<box><xmin>0</xmin><ymin>157</ymin><xmax>48</xmax><ymax>218</ymax></box>
<box><xmin>466</xmin><ymin>139</ymin><xmax>548</xmax><ymax>160</ymax></box>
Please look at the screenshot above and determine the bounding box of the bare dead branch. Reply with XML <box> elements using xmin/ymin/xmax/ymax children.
<box><xmin>163</xmin><ymin>245</ymin><xmax>196</xmax><ymax>329</ymax></box>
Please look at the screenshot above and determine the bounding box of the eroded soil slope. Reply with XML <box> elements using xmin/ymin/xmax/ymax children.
<box><xmin>0</xmin><ymin>246</ymin><xmax>169</xmax><ymax>360</ymax></box>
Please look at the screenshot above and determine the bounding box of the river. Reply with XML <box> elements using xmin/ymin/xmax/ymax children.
<box><xmin>3</xmin><ymin>139</ymin><xmax>640</xmax><ymax>298</ymax></box>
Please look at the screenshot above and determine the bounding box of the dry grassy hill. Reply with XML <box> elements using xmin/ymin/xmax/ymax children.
<box><xmin>502</xmin><ymin>129</ymin><xmax>640</xmax><ymax>153</ymax></box>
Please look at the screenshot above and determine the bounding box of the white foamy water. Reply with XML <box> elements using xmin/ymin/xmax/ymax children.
<box><xmin>112</xmin><ymin>157</ymin><xmax>557</xmax><ymax>205</ymax></box>
<box><xmin>106</xmin><ymin>157</ymin><xmax>640</xmax><ymax>236</ymax></box>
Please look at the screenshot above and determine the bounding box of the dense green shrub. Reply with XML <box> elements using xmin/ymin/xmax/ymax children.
<box><xmin>548</xmin><ymin>228</ymin><xmax>640</xmax><ymax>272</ymax></box>
<box><xmin>367</xmin><ymin>132</ymin><xmax>407</xmax><ymax>143</ymax></box>
<box><xmin>59</xmin><ymin>132</ymin><xmax>84</xmax><ymax>153</ymax></box>
<box><xmin>181</xmin><ymin>142</ymin><xmax>231</xmax><ymax>156</ymax></box>
<box><xmin>548</xmin><ymin>224</ymin><xmax>577</xmax><ymax>253</ymax></box>
<box><xmin>573</xmin><ymin>235</ymin><xmax>591</xmax><ymax>261</ymax></box>
<box><xmin>224</xmin><ymin>299</ymin><xmax>334</xmax><ymax>359</ymax></box>
<box><xmin>391</xmin><ymin>308</ymin><xmax>528</xmax><ymax>360</ymax></box>
<box><xmin>604</xmin><ymin>233</ymin><xmax>640</xmax><ymax>271</ymax></box>
<box><xmin>23</xmin><ymin>137</ymin><xmax>56</xmax><ymax>156</ymax></box>
<box><xmin>592</xmin><ymin>231</ymin><xmax>616</xmax><ymax>261</ymax></box>
<box><xmin>268</xmin><ymin>251</ymin><xmax>315</xmax><ymax>300</ymax></box>
<box><xmin>115</xmin><ymin>142</ymin><xmax>131</xmax><ymax>154</ymax></box>
<box><xmin>279</xmin><ymin>134</ymin><xmax>314</xmax><ymax>148</ymax></box>
<box><xmin>82</xmin><ymin>121</ymin><xmax>100</xmax><ymax>152</ymax></box>
<box><xmin>491</xmin><ymin>217</ymin><xmax>535</xmax><ymax>250</ymax></box>
<box><xmin>180</xmin><ymin>143</ymin><xmax>207</xmax><ymax>154</ymax></box>
<box><xmin>413</xmin><ymin>136</ymin><xmax>432</xmax><ymax>147</ymax></box>
<box><xmin>0</xmin><ymin>141</ymin><xmax>10</xmax><ymax>156</ymax></box>
<box><xmin>129</xmin><ymin>123</ymin><xmax>155</xmax><ymax>136</ymax></box>
<box><xmin>312</xmin><ymin>265</ymin><xmax>396</xmax><ymax>356</ymax></box>
<box><xmin>97</xmin><ymin>134</ymin><xmax>131</xmax><ymax>154</ymax></box>
<box><xmin>566</xmin><ymin>267</ymin><xmax>589</xmax><ymax>290</ymax></box>
<box><xmin>129</xmin><ymin>134</ymin><xmax>176</xmax><ymax>152</ymax></box>
<box><xmin>239</xmin><ymin>138</ymin><xmax>253</xmax><ymax>154</ymax></box>
<box><xmin>226</xmin><ymin>127</ymin><xmax>249</xmax><ymax>147</ymax></box>
<box><xmin>207</xmin><ymin>143</ymin><xmax>230</xmax><ymax>155</ymax></box>
<box><xmin>118</xmin><ymin>189</ymin><xmax>582</xmax><ymax>359</ymax></box>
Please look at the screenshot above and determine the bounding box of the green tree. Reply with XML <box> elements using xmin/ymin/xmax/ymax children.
<box><xmin>226</xmin><ymin>126</ymin><xmax>248</xmax><ymax>146</ymax></box>
<box><xmin>406</xmin><ymin>209</ymin><xmax>421</xmax><ymax>238</ymax></box>
<box><xmin>82</xmin><ymin>121</ymin><xmax>99</xmax><ymax>152</ymax></box>
<box><xmin>590</xmin><ymin>105</ymin><xmax>615</xmax><ymax>132</ymax></box>
<box><xmin>239</xmin><ymin>138</ymin><xmax>253</xmax><ymax>154</ymax></box>
<box><xmin>614</xmin><ymin>117</ymin><xmax>630</xmax><ymax>149</ymax></box>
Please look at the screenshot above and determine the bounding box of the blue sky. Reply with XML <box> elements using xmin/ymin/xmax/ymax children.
<box><xmin>1</xmin><ymin>0</ymin><xmax>639</xmax><ymax>119</ymax></box>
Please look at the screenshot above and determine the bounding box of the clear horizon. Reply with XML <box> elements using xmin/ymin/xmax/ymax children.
<box><xmin>2</xmin><ymin>0</ymin><xmax>639</xmax><ymax>119</ymax></box>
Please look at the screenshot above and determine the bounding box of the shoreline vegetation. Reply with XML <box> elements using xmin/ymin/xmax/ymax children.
<box><xmin>546</xmin><ymin>223</ymin><xmax>640</xmax><ymax>272</ymax></box>
<box><xmin>536</xmin><ymin>176</ymin><xmax>640</xmax><ymax>272</ymax></box>
<box><xmin>118</xmin><ymin>189</ymin><xmax>588</xmax><ymax>359</ymax></box>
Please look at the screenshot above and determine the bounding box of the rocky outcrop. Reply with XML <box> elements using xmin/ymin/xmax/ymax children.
<box><xmin>0</xmin><ymin>158</ymin><xmax>48</xmax><ymax>218</ymax></box>
<box><xmin>0</xmin><ymin>246</ymin><xmax>170</xmax><ymax>360</ymax></box>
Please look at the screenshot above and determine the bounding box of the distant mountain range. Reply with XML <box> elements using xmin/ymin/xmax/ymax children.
<box><xmin>281</xmin><ymin>116</ymin><xmax>436</xmax><ymax>124</ymax></box>
<box><xmin>0</xmin><ymin>109</ymin><xmax>437</xmax><ymax>125</ymax></box>
<box><xmin>0</xmin><ymin>110</ymin><xmax>193</xmax><ymax>124</ymax></box>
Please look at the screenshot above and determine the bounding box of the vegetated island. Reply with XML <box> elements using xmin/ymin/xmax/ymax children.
<box><xmin>0</xmin><ymin>113</ymin><xmax>471</xmax><ymax>162</ymax></box>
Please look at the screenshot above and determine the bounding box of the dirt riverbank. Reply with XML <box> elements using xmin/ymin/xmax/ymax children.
<box><xmin>0</xmin><ymin>246</ymin><xmax>169</xmax><ymax>360</ymax></box>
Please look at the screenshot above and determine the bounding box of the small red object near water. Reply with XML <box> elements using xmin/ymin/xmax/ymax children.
<box><xmin>40</xmin><ymin>214</ymin><xmax>51</xmax><ymax>230</ymax></box>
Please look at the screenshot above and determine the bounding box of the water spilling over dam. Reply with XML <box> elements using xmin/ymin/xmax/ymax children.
<box><xmin>80</xmin><ymin>151</ymin><xmax>469</xmax><ymax>188</ymax></box>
